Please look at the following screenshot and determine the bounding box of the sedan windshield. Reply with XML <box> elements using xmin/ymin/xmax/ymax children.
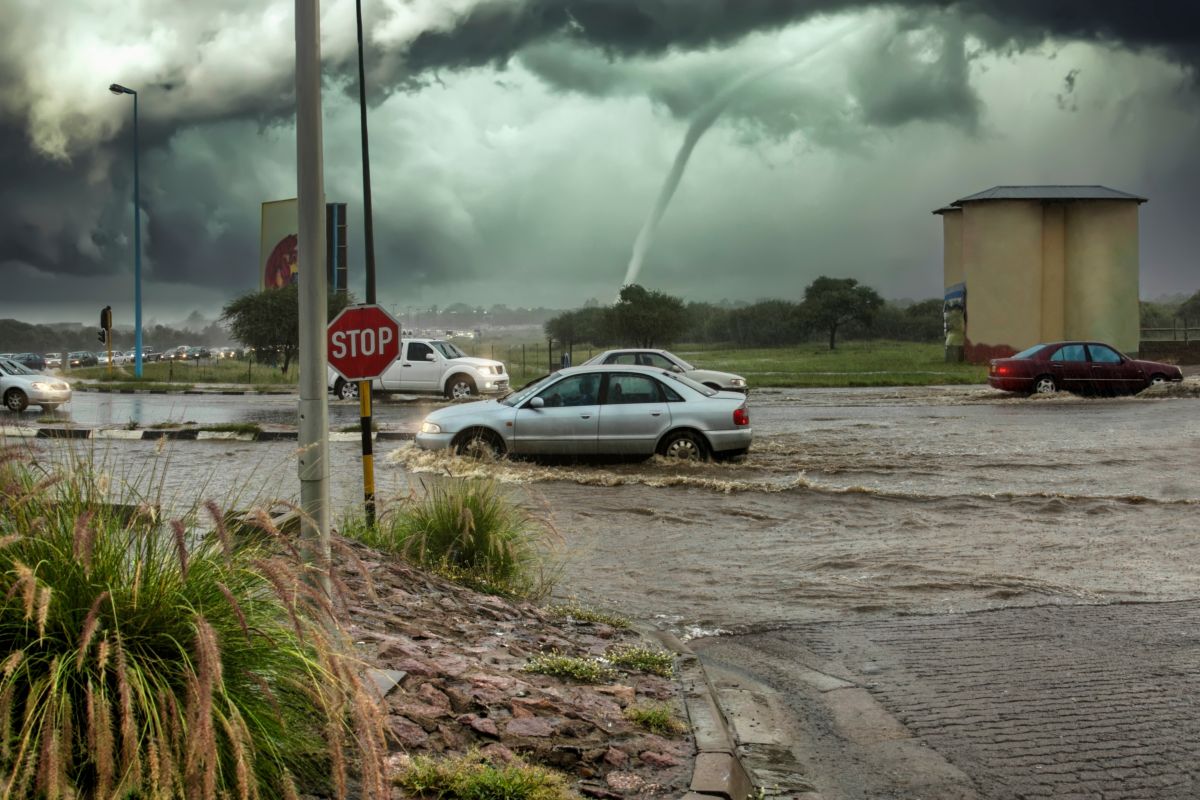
<box><xmin>501</xmin><ymin>373</ymin><xmax>557</xmax><ymax>407</ymax></box>
<box><xmin>1011</xmin><ymin>344</ymin><xmax>1046</xmax><ymax>360</ymax></box>
<box><xmin>0</xmin><ymin>358</ymin><xmax>34</xmax><ymax>376</ymax></box>
<box><xmin>431</xmin><ymin>340</ymin><xmax>467</xmax><ymax>359</ymax></box>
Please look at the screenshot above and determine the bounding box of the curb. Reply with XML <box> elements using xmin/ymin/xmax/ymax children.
<box><xmin>1</xmin><ymin>427</ymin><xmax>415</xmax><ymax>443</ymax></box>
<box><xmin>638</xmin><ymin>626</ymin><xmax>755</xmax><ymax>800</ymax></box>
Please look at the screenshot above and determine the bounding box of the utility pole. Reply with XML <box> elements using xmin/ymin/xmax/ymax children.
<box><xmin>295</xmin><ymin>0</ymin><xmax>331</xmax><ymax>576</ymax></box>
<box><xmin>355</xmin><ymin>0</ymin><xmax>379</xmax><ymax>525</ymax></box>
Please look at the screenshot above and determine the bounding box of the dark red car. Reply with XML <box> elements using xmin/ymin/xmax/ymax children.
<box><xmin>988</xmin><ymin>342</ymin><xmax>1183</xmax><ymax>395</ymax></box>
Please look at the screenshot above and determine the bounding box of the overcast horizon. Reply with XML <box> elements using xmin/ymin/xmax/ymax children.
<box><xmin>3</xmin><ymin>1</ymin><xmax>1200</xmax><ymax>326</ymax></box>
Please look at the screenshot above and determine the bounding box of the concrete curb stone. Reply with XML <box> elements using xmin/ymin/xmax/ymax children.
<box><xmin>1</xmin><ymin>426</ymin><xmax>415</xmax><ymax>443</ymax></box>
<box><xmin>638</xmin><ymin>626</ymin><xmax>756</xmax><ymax>800</ymax></box>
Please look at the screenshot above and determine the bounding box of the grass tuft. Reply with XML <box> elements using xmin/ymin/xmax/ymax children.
<box><xmin>624</xmin><ymin>703</ymin><xmax>687</xmax><ymax>736</ymax></box>
<box><xmin>395</xmin><ymin>751</ymin><xmax>575</xmax><ymax>800</ymax></box>
<box><xmin>0</xmin><ymin>452</ymin><xmax>387</xmax><ymax>799</ymax></box>
<box><xmin>606</xmin><ymin>645</ymin><xmax>674</xmax><ymax>678</ymax></box>
<box><xmin>522</xmin><ymin>652</ymin><xmax>617</xmax><ymax>684</ymax></box>
<box><xmin>545</xmin><ymin>601</ymin><xmax>630</xmax><ymax>629</ymax></box>
<box><xmin>341</xmin><ymin>480</ymin><xmax>559</xmax><ymax>600</ymax></box>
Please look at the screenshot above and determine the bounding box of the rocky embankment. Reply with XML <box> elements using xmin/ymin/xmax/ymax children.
<box><xmin>336</xmin><ymin>540</ymin><xmax>694</xmax><ymax>797</ymax></box>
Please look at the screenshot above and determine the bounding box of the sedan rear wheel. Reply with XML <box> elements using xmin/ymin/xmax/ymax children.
<box><xmin>4</xmin><ymin>389</ymin><xmax>28</xmax><ymax>413</ymax></box>
<box><xmin>658</xmin><ymin>430</ymin><xmax>709</xmax><ymax>462</ymax></box>
<box><xmin>1032</xmin><ymin>375</ymin><xmax>1057</xmax><ymax>395</ymax></box>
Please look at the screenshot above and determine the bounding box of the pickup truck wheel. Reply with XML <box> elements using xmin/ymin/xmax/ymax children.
<box><xmin>446</xmin><ymin>375</ymin><xmax>476</xmax><ymax>400</ymax></box>
<box><xmin>336</xmin><ymin>380</ymin><xmax>359</xmax><ymax>401</ymax></box>
<box><xmin>4</xmin><ymin>389</ymin><xmax>29</xmax><ymax>413</ymax></box>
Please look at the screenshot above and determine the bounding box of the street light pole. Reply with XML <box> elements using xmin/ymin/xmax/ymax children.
<box><xmin>355</xmin><ymin>0</ymin><xmax>379</xmax><ymax>525</ymax></box>
<box><xmin>108</xmin><ymin>83</ymin><xmax>142</xmax><ymax>378</ymax></box>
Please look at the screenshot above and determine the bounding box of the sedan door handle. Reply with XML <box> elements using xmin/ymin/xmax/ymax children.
<box><xmin>580</xmin><ymin>414</ymin><xmax>592</xmax><ymax>419</ymax></box>
<box><xmin>650</xmin><ymin>411</ymin><xmax>662</xmax><ymax>417</ymax></box>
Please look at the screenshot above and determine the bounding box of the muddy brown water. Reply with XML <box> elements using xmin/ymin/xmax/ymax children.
<box><xmin>13</xmin><ymin>383</ymin><xmax>1199</xmax><ymax>637</ymax></box>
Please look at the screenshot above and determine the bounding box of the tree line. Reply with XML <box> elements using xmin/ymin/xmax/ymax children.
<box><xmin>0</xmin><ymin>317</ymin><xmax>229</xmax><ymax>354</ymax></box>
<box><xmin>546</xmin><ymin>278</ymin><xmax>941</xmax><ymax>351</ymax></box>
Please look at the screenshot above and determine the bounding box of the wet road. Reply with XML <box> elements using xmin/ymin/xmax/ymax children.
<box><xmin>6</xmin><ymin>383</ymin><xmax>1200</xmax><ymax>797</ymax></box>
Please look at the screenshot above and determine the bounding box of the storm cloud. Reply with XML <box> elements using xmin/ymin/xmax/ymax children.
<box><xmin>2</xmin><ymin>0</ymin><xmax>1199</xmax><ymax>321</ymax></box>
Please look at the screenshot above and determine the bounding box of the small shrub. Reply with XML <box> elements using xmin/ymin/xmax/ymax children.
<box><xmin>395</xmin><ymin>751</ymin><xmax>574</xmax><ymax>800</ymax></box>
<box><xmin>342</xmin><ymin>480</ymin><xmax>559</xmax><ymax>599</ymax></box>
<box><xmin>625</xmin><ymin>703</ymin><xmax>687</xmax><ymax>736</ymax></box>
<box><xmin>523</xmin><ymin>652</ymin><xmax>617</xmax><ymax>683</ymax></box>
<box><xmin>606</xmin><ymin>645</ymin><xmax>675</xmax><ymax>677</ymax></box>
<box><xmin>0</xmin><ymin>453</ymin><xmax>387</xmax><ymax>799</ymax></box>
<box><xmin>546</xmin><ymin>601</ymin><xmax>630</xmax><ymax>629</ymax></box>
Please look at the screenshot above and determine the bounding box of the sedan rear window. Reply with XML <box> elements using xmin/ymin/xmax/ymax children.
<box><xmin>1011</xmin><ymin>344</ymin><xmax>1046</xmax><ymax>360</ymax></box>
<box><xmin>664</xmin><ymin>372</ymin><xmax>716</xmax><ymax>397</ymax></box>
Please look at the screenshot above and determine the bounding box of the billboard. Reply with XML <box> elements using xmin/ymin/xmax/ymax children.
<box><xmin>260</xmin><ymin>199</ymin><xmax>348</xmax><ymax>292</ymax></box>
<box><xmin>260</xmin><ymin>199</ymin><xmax>299</xmax><ymax>290</ymax></box>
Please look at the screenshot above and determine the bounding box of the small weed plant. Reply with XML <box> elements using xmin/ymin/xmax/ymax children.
<box><xmin>395</xmin><ymin>751</ymin><xmax>574</xmax><ymax>800</ymax></box>
<box><xmin>625</xmin><ymin>703</ymin><xmax>687</xmax><ymax>736</ymax></box>
<box><xmin>0</xmin><ymin>448</ymin><xmax>386</xmax><ymax>799</ymax></box>
<box><xmin>342</xmin><ymin>479</ymin><xmax>559</xmax><ymax>599</ymax></box>
<box><xmin>523</xmin><ymin>652</ymin><xmax>617</xmax><ymax>683</ymax></box>
<box><xmin>606</xmin><ymin>645</ymin><xmax>675</xmax><ymax>677</ymax></box>
<box><xmin>545</xmin><ymin>601</ymin><xmax>630</xmax><ymax>629</ymax></box>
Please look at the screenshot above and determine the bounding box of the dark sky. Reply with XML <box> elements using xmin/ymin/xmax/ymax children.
<box><xmin>2</xmin><ymin>0</ymin><xmax>1199</xmax><ymax>324</ymax></box>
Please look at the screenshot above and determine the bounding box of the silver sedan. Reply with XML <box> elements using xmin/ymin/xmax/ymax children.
<box><xmin>580</xmin><ymin>349</ymin><xmax>747</xmax><ymax>393</ymax></box>
<box><xmin>415</xmin><ymin>365</ymin><xmax>752</xmax><ymax>460</ymax></box>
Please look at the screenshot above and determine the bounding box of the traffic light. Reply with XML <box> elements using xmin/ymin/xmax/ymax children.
<box><xmin>98</xmin><ymin>328</ymin><xmax>107</xmax><ymax>344</ymax></box>
<box><xmin>100</xmin><ymin>306</ymin><xmax>112</xmax><ymax>331</ymax></box>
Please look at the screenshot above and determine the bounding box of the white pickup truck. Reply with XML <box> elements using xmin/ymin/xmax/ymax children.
<box><xmin>328</xmin><ymin>338</ymin><xmax>509</xmax><ymax>401</ymax></box>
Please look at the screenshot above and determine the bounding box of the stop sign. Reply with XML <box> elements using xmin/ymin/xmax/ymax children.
<box><xmin>327</xmin><ymin>304</ymin><xmax>402</xmax><ymax>381</ymax></box>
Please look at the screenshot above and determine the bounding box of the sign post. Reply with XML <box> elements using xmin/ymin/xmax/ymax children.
<box><xmin>327</xmin><ymin>304</ymin><xmax>402</xmax><ymax>525</ymax></box>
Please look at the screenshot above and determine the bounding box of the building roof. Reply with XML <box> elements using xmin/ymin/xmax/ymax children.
<box><xmin>943</xmin><ymin>185</ymin><xmax>1148</xmax><ymax>211</ymax></box>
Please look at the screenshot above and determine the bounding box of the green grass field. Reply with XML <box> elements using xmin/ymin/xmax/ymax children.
<box><xmin>63</xmin><ymin>341</ymin><xmax>985</xmax><ymax>390</ymax></box>
<box><xmin>68</xmin><ymin>359</ymin><xmax>296</xmax><ymax>385</ymax></box>
<box><xmin>468</xmin><ymin>339</ymin><xmax>987</xmax><ymax>389</ymax></box>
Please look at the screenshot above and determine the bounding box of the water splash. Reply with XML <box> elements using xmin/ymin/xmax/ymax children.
<box><xmin>621</xmin><ymin>19</ymin><xmax>863</xmax><ymax>289</ymax></box>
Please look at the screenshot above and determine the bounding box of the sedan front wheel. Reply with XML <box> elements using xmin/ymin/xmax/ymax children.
<box><xmin>4</xmin><ymin>389</ymin><xmax>29</xmax><ymax>413</ymax></box>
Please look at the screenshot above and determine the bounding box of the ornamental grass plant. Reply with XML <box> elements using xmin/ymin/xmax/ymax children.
<box><xmin>0</xmin><ymin>445</ymin><xmax>386</xmax><ymax>800</ymax></box>
<box><xmin>344</xmin><ymin>479</ymin><xmax>559</xmax><ymax>600</ymax></box>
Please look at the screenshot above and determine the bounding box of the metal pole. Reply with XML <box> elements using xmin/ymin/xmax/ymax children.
<box><xmin>355</xmin><ymin>0</ymin><xmax>378</xmax><ymax>525</ymax></box>
<box><xmin>132</xmin><ymin>92</ymin><xmax>143</xmax><ymax>379</ymax></box>
<box><xmin>295</xmin><ymin>0</ymin><xmax>331</xmax><ymax>573</ymax></box>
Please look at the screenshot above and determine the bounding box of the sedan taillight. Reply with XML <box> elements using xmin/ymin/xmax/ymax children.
<box><xmin>733</xmin><ymin>407</ymin><xmax>749</xmax><ymax>426</ymax></box>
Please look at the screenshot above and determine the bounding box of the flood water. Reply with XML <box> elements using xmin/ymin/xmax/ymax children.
<box><xmin>8</xmin><ymin>383</ymin><xmax>1199</xmax><ymax>636</ymax></box>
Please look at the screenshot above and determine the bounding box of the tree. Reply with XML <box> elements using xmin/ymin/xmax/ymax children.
<box><xmin>220</xmin><ymin>284</ymin><xmax>350</xmax><ymax>373</ymax></box>
<box><xmin>800</xmin><ymin>276</ymin><xmax>884</xmax><ymax>350</ymax></box>
<box><xmin>612</xmin><ymin>284</ymin><xmax>687</xmax><ymax>347</ymax></box>
<box><xmin>1177</xmin><ymin>290</ymin><xmax>1200</xmax><ymax>325</ymax></box>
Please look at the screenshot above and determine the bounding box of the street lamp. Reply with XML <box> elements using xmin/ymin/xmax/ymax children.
<box><xmin>109</xmin><ymin>83</ymin><xmax>143</xmax><ymax>378</ymax></box>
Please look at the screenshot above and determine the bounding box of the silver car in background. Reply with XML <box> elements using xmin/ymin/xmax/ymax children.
<box><xmin>415</xmin><ymin>364</ymin><xmax>751</xmax><ymax>460</ymax></box>
<box><xmin>581</xmin><ymin>349</ymin><xmax>748</xmax><ymax>393</ymax></box>
<box><xmin>0</xmin><ymin>358</ymin><xmax>71</xmax><ymax>412</ymax></box>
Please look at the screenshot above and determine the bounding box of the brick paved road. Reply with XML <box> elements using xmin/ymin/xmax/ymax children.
<box><xmin>697</xmin><ymin>601</ymin><xmax>1200</xmax><ymax>799</ymax></box>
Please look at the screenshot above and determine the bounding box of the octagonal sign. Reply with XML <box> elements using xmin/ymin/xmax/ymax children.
<box><xmin>327</xmin><ymin>304</ymin><xmax>402</xmax><ymax>381</ymax></box>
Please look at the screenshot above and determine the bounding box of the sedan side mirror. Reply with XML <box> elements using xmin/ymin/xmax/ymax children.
<box><xmin>529</xmin><ymin>397</ymin><xmax>545</xmax><ymax>409</ymax></box>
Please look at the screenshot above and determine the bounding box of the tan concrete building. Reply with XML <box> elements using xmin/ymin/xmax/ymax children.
<box><xmin>935</xmin><ymin>185</ymin><xmax>1146</xmax><ymax>362</ymax></box>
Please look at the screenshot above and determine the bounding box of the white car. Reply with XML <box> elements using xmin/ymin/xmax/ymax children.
<box><xmin>328</xmin><ymin>338</ymin><xmax>509</xmax><ymax>401</ymax></box>
<box><xmin>581</xmin><ymin>349</ymin><xmax>748</xmax><ymax>393</ymax></box>
<box><xmin>0</xmin><ymin>358</ymin><xmax>71</xmax><ymax>412</ymax></box>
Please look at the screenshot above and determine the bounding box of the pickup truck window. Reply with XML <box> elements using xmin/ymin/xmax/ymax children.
<box><xmin>408</xmin><ymin>342</ymin><xmax>434</xmax><ymax>361</ymax></box>
<box><xmin>431</xmin><ymin>340</ymin><xmax>467</xmax><ymax>359</ymax></box>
